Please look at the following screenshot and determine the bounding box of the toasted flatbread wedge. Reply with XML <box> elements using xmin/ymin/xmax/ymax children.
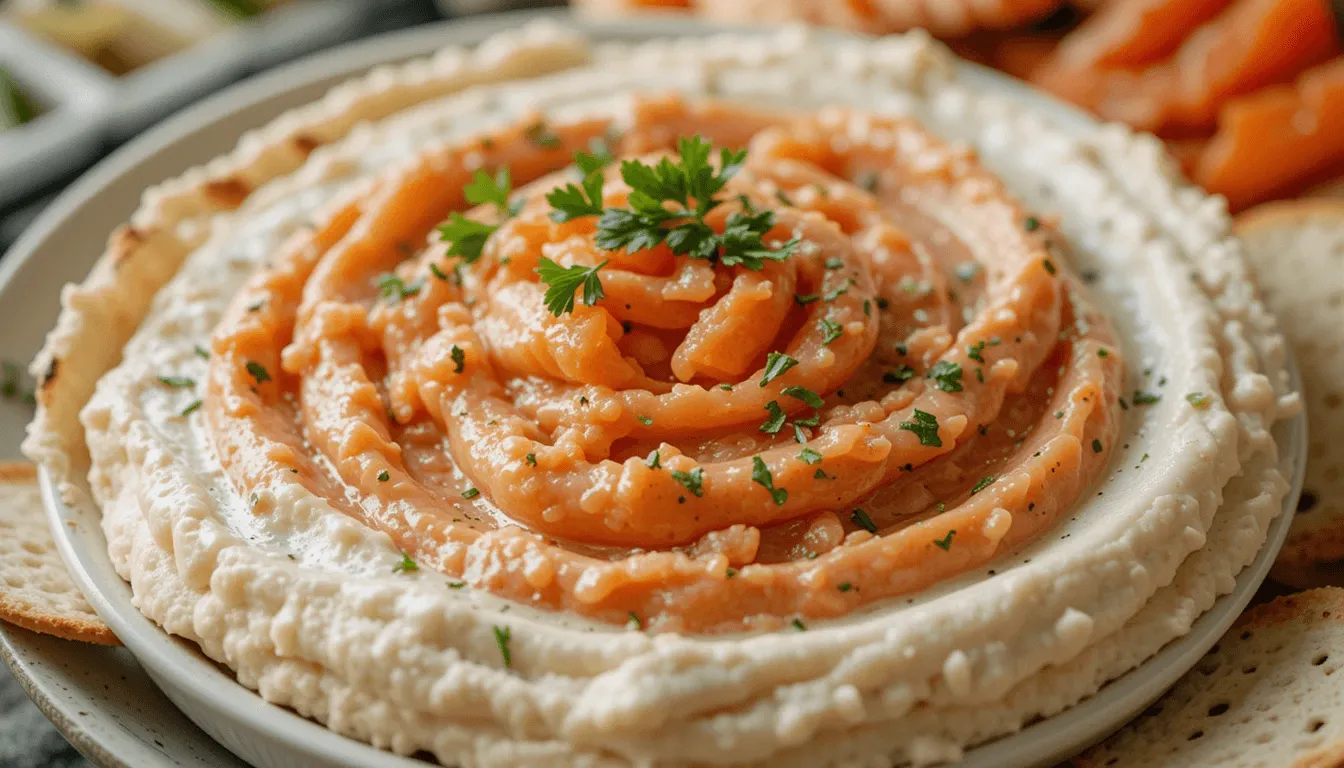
<box><xmin>0</xmin><ymin>462</ymin><xmax>117</xmax><ymax>645</ymax></box>
<box><xmin>1072</xmin><ymin>588</ymin><xmax>1344</xmax><ymax>768</ymax></box>
<box><xmin>1236</xmin><ymin>200</ymin><xmax>1344</xmax><ymax>587</ymax></box>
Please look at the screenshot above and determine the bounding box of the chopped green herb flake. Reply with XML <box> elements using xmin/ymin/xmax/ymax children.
<box><xmin>525</xmin><ymin>121</ymin><xmax>562</xmax><ymax>149</ymax></box>
<box><xmin>645</xmin><ymin>450</ymin><xmax>661</xmax><ymax>469</ymax></box>
<box><xmin>933</xmin><ymin>530</ymin><xmax>956</xmax><ymax>550</ymax></box>
<box><xmin>929</xmin><ymin>361</ymin><xmax>963</xmax><ymax>392</ymax></box>
<box><xmin>898</xmin><ymin>409</ymin><xmax>942</xmax><ymax>447</ymax></box>
<box><xmin>970</xmin><ymin>476</ymin><xmax>995</xmax><ymax>495</ymax></box>
<box><xmin>493</xmin><ymin>625</ymin><xmax>512</xmax><ymax>667</ymax></box>
<box><xmin>437</xmin><ymin>214</ymin><xmax>496</xmax><ymax>264</ymax></box>
<box><xmin>751</xmin><ymin>456</ymin><xmax>787</xmax><ymax>505</ymax></box>
<box><xmin>850</xmin><ymin>508</ymin><xmax>878</xmax><ymax>534</ymax></box>
<box><xmin>671</xmin><ymin>467</ymin><xmax>705</xmax><ymax>497</ymax></box>
<box><xmin>377</xmin><ymin>470</ymin><xmax>390</xmax><ymax>482</ymax></box>
<box><xmin>194</xmin><ymin>345</ymin><xmax>210</xmax><ymax>359</ymax></box>
<box><xmin>245</xmin><ymin>361</ymin><xmax>271</xmax><ymax>384</ymax></box>
<box><xmin>1023</xmin><ymin>216</ymin><xmax>1041</xmax><ymax>232</ymax></box>
<box><xmin>818</xmin><ymin>317</ymin><xmax>844</xmax><ymax>345</ymax></box>
<box><xmin>450</xmin><ymin>345</ymin><xmax>466</xmax><ymax>374</ymax></box>
<box><xmin>1042</xmin><ymin>258</ymin><xmax>1057</xmax><ymax>276</ymax></box>
<box><xmin>798</xmin><ymin>447</ymin><xmax>823</xmax><ymax>465</ymax></box>
<box><xmin>781</xmin><ymin>385</ymin><xmax>824</xmax><ymax>409</ymax></box>
<box><xmin>967</xmin><ymin>340</ymin><xmax>987</xmax><ymax>363</ymax></box>
<box><xmin>1133</xmin><ymin>390</ymin><xmax>1161</xmax><ymax>405</ymax></box>
<box><xmin>627</xmin><ymin>612</ymin><xmax>643</xmax><ymax>630</ymax></box>
<box><xmin>462</xmin><ymin>487</ymin><xmax>480</xmax><ymax>499</ymax></box>
<box><xmin>760</xmin><ymin>351</ymin><xmax>799</xmax><ymax>386</ymax></box>
<box><xmin>392</xmin><ymin>552</ymin><xmax>419</xmax><ymax>574</ymax></box>
<box><xmin>525</xmin><ymin>453</ymin><xmax>537</xmax><ymax>467</ymax></box>
<box><xmin>792</xmin><ymin>618</ymin><xmax>807</xmax><ymax>631</ymax></box>
<box><xmin>760</xmin><ymin>401</ymin><xmax>788</xmax><ymax>434</ymax></box>
<box><xmin>1186</xmin><ymin>392</ymin><xmax>1211</xmax><ymax>409</ymax></box>
<box><xmin>884</xmin><ymin>366</ymin><xmax>916</xmax><ymax>386</ymax></box>
<box><xmin>157</xmin><ymin>376</ymin><xmax>195</xmax><ymax>389</ymax></box>
<box><xmin>180</xmin><ymin>400</ymin><xmax>203</xmax><ymax>417</ymax></box>
<box><xmin>838</xmin><ymin>582</ymin><xmax>853</xmax><ymax>592</ymax></box>
<box><xmin>1092</xmin><ymin>439</ymin><xmax>1103</xmax><ymax>453</ymax></box>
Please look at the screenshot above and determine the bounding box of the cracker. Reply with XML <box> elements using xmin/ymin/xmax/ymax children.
<box><xmin>1235</xmin><ymin>200</ymin><xmax>1344</xmax><ymax>585</ymax></box>
<box><xmin>1071</xmin><ymin>588</ymin><xmax>1344</xmax><ymax>768</ymax></box>
<box><xmin>0</xmin><ymin>462</ymin><xmax>117</xmax><ymax>645</ymax></box>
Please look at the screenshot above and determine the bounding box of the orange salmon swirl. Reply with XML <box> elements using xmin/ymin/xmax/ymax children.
<box><xmin>202</xmin><ymin>96</ymin><xmax>1123</xmax><ymax>633</ymax></box>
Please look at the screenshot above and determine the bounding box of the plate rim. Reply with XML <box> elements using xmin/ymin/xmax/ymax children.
<box><xmin>8</xmin><ymin>10</ymin><xmax>1306</xmax><ymax>768</ymax></box>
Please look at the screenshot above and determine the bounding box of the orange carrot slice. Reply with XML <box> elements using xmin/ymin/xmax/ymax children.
<box><xmin>1036</xmin><ymin>0</ymin><xmax>1339</xmax><ymax>133</ymax></box>
<box><xmin>1196</xmin><ymin>57</ymin><xmax>1344</xmax><ymax>211</ymax></box>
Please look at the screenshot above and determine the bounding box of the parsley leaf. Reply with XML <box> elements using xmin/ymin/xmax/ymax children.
<box><xmin>850</xmin><ymin>508</ymin><xmax>878</xmax><ymax>533</ymax></box>
<box><xmin>1186</xmin><ymin>392</ymin><xmax>1211</xmax><ymax>409</ymax></box>
<box><xmin>899</xmin><ymin>408</ymin><xmax>942</xmax><ymax>447</ymax></box>
<box><xmin>933</xmin><ymin>530</ymin><xmax>956</xmax><ymax>550</ymax></box>
<box><xmin>781</xmin><ymin>385</ymin><xmax>824</xmax><ymax>409</ymax></box>
<box><xmin>450</xmin><ymin>345</ymin><xmax>466</xmax><ymax>374</ymax></box>
<box><xmin>493</xmin><ymin>625</ymin><xmax>513</xmax><ymax>668</ymax></box>
<box><xmin>760</xmin><ymin>351</ymin><xmax>799</xmax><ymax>386</ymax></box>
<box><xmin>546</xmin><ymin>169</ymin><xmax>605</xmax><ymax>223</ymax></box>
<box><xmin>751</xmin><ymin>456</ymin><xmax>787</xmax><ymax>505</ymax></box>
<box><xmin>157</xmin><ymin>376</ymin><xmax>195</xmax><ymax>389</ymax></box>
<box><xmin>671</xmin><ymin>467</ymin><xmax>704</xmax><ymax>497</ymax></box>
<box><xmin>928</xmin><ymin>361</ymin><xmax>963</xmax><ymax>393</ymax></box>
<box><xmin>438</xmin><ymin>214</ymin><xmax>496</xmax><ymax>264</ymax></box>
<box><xmin>645</xmin><ymin>450</ymin><xmax>661</xmax><ymax>469</ymax></box>
<box><xmin>883</xmin><ymin>366</ymin><xmax>915</xmax><ymax>384</ymax></box>
<box><xmin>970</xmin><ymin>476</ymin><xmax>995</xmax><ymax>495</ymax></box>
<box><xmin>818</xmin><ymin>317</ymin><xmax>844</xmax><ymax>345</ymax></box>
<box><xmin>535</xmin><ymin>258</ymin><xmax>607</xmax><ymax>316</ymax></box>
<box><xmin>525</xmin><ymin>120</ymin><xmax>562</xmax><ymax>149</ymax></box>
<box><xmin>392</xmin><ymin>551</ymin><xmax>418</xmax><ymax>573</ymax></box>
<box><xmin>798</xmin><ymin>447</ymin><xmax>822</xmax><ymax>465</ymax></box>
<box><xmin>760</xmin><ymin>401</ymin><xmax>788</xmax><ymax>434</ymax></box>
<box><xmin>464</xmin><ymin>167</ymin><xmax>518</xmax><ymax>214</ymax></box>
<box><xmin>245</xmin><ymin>361</ymin><xmax>271</xmax><ymax>384</ymax></box>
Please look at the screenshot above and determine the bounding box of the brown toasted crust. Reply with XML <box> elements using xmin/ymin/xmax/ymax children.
<box><xmin>1235</xmin><ymin>200</ymin><xmax>1344</xmax><ymax>581</ymax></box>
<box><xmin>0</xmin><ymin>462</ymin><xmax>118</xmax><ymax>645</ymax></box>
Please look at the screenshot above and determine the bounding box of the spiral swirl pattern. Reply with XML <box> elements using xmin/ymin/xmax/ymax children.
<box><xmin>202</xmin><ymin>97</ymin><xmax>1122</xmax><ymax>632</ymax></box>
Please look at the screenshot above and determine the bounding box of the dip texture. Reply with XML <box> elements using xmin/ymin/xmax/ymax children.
<box><xmin>25</xmin><ymin>22</ymin><xmax>1298</xmax><ymax>767</ymax></box>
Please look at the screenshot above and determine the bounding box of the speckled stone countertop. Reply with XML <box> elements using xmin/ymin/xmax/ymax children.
<box><xmin>1</xmin><ymin>663</ymin><xmax>89</xmax><ymax>768</ymax></box>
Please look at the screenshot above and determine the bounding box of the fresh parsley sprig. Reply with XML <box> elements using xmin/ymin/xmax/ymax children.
<box><xmin>535</xmin><ymin>258</ymin><xmax>607</xmax><ymax>316</ymax></box>
<box><xmin>437</xmin><ymin>166</ymin><xmax>522</xmax><ymax>264</ymax></box>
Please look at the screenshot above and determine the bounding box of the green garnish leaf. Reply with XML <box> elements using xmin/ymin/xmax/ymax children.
<box><xmin>494</xmin><ymin>625</ymin><xmax>513</xmax><ymax>668</ymax></box>
<box><xmin>525</xmin><ymin>453</ymin><xmax>537</xmax><ymax>467</ymax></box>
<box><xmin>645</xmin><ymin>450</ymin><xmax>661</xmax><ymax>469</ymax></box>
<box><xmin>898</xmin><ymin>409</ymin><xmax>942</xmax><ymax>447</ymax></box>
<box><xmin>850</xmin><ymin>508</ymin><xmax>878</xmax><ymax>533</ymax></box>
<box><xmin>928</xmin><ymin>361</ymin><xmax>963</xmax><ymax>393</ymax></box>
<box><xmin>180</xmin><ymin>400</ymin><xmax>203</xmax><ymax>416</ymax></box>
<box><xmin>392</xmin><ymin>551</ymin><xmax>418</xmax><ymax>574</ymax></box>
<box><xmin>781</xmin><ymin>385</ymin><xmax>824</xmax><ymax>409</ymax></box>
<box><xmin>462</xmin><ymin>487</ymin><xmax>480</xmax><ymax>499</ymax></box>
<box><xmin>970</xmin><ymin>476</ymin><xmax>995</xmax><ymax>495</ymax></box>
<box><xmin>627</xmin><ymin>611</ymin><xmax>643</xmax><ymax>630</ymax></box>
<box><xmin>760</xmin><ymin>351</ymin><xmax>799</xmax><ymax>386</ymax></box>
<box><xmin>157</xmin><ymin>376</ymin><xmax>195</xmax><ymax>389</ymax></box>
<box><xmin>933</xmin><ymin>530</ymin><xmax>956</xmax><ymax>550</ymax></box>
<box><xmin>377</xmin><ymin>470</ymin><xmax>390</xmax><ymax>481</ymax></box>
<box><xmin>546</xmin><ymin>169</ymin><xmax>605</xmax><ymax>223</ymax></box>
<box><xmin>671</xmin><ymin>467</ymin><xmax>705</xmax><ymax>497</ymax></box>
<box><xmin>525</xmin><ymin>121</ymin><xmax>562</xmax><ymax>149</ymax></box>
<box><xmin>194</xmin><ymin>344</ymin><xmax>211</xmax><ymax>359</ymax></box>
<box><xmin>750</xmin><ymin>456</ymin><xmax>787</xmax><ymax>505</ymax></box>
<box><xmin>535</xmin><ymin>258</ymin><xmax>607</xmax><ymax>316</ymax></box>
<box><xmin>245</xmin><ymin>361</ymin><xmax>271</xmax><ymax>384</ymax></box>
<box><xmin>798</xmin><ymin>447</ymin><xmax>822</xmax><ymax>465</ymax></box>
<box><xmin>760</xmin><ymin>401</ymin><xmax>788</xmax><ymax>434</ymax></box>
<box><xmin>1186</xmin><ymin>392</ymin><xmax>1211</xmax><ymax>409</ymax></box>
<box><xmin>967</xmin><ymin>340</ymin><xmax>987</xmax><ymax>363</ymax></box>
<box><xmin>450</xmin><ymin>345</ymin><xmax>466</xmax><ymax>374</ymax></box>
<box><xmin>1092</xmin><ymin>439</ymin><xmax>1104</xmax><ymax>453</ymax></box>
<box><xmin>1133</xmin><ymin>390</ymin><xmax>1161</xmax><ymax>405</ymax></box>
<box><xmin>437</xmin><ymin>214</ymin><xmax>497</xmax><ymax>264</ymax></box>
<box><xmin>464</xmin><ymin>167</ymin><xmax>516</xmax><ymax>213</ymax></box>
<box><xmin>818</xmin><ymin>317</ymin><xmax>844</xmax><ymax>345</ymax></box>
<box><xmin>883</xmin><ymin>366</ymin><xmax>915</xmax><ymax>384</ymax></box>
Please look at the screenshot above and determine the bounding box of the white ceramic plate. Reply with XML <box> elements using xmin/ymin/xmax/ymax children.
<box><xmin>3</xmin><ymin>11</ymin><xmax>1305</xmax><ymax>768</ymax></box>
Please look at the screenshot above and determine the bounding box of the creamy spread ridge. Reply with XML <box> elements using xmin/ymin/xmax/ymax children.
<box><xmin>24</xmin><ymin>22</ymin><xmax>1297</xmax><ymax>767</ymax></box>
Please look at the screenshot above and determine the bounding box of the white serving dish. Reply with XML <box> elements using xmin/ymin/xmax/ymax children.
<box><xmin>1</xmin><ymin>11</ymin><xmax>1306</xmax><ymax>768</ymax></box>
